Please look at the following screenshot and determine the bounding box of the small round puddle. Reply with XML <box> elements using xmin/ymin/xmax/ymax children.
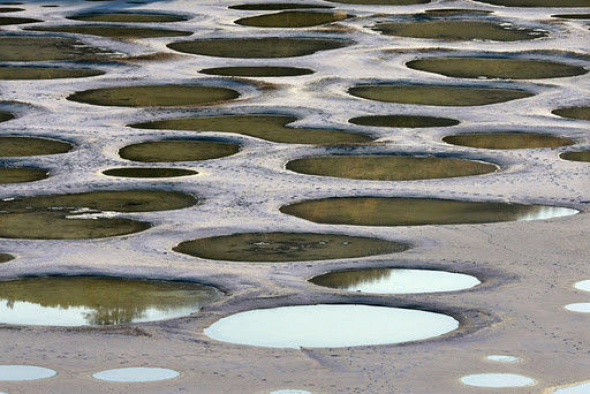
<box><xmin>349</xmin><ymin>114</ymin><xmax>459</xmax><ymax>128</ymax></box>
<box><xmin>553</xmin><ymin>106</ymin><xmax>590</xmax><ymax>121</ymax></box>
<box><xmin>486</xmin><ymin>355</ymin><xmax>521</xmax><ymax>363</ymax></box>
<box><xmin>554</xmin><ymin>381</ymin><xmax>590</xmax><ymax>393</ymax></box>
<box><xmin>280</xmin><ymin>197</ymin><xmax>578</xmax><ymax>226</ymax></box>
<box><xmin>475</xmin><ymin>0</ymin><xmax>588</xmax><ymax>7</ymax></box>
<box><xmin>119</xmin><ymin>139</ymin><xmax>241</xmax><ymax>162</ymax></box>
<box><xmin>0</xmin><ymin>16</ymin><xmax>40</xmax><ymax>25</ymax></box>
<box><xmin>574</xmin><ymin>280</ymin><xmax>590</xmax><ymax>292</ymax></box>
<box><xmin>349</xmin><ymin>84</ymin><xmax>534</xmax><ymax>106</ymax></box>
<box><xmin>374</xmin><ymin>21</ymin><xmax>546</xmax><ymax>41</ymax></box>
<box><xmin>0</xmin><ymin>136</ymin><xmax>73</xmax><ymax>157</ymax></box>
<box><xmin>461</xmin><ymin>373</ymin><xmax>536</xmax><ymax>388</ymax></box>
<box><xmin>565</xmin><ymin>303</ymin><xmax>590</xmax><ymax>313</ymax></box>
<box><xmin>310</xmin><ymin>268</ymin><xmax>480</xmax><ymax>294</ymax></box>
<box><xmin>174</xmin><ymin>232</ymin><xmax>409</xmax><ymax>262</ymax></box>
<box><xmin>68</xmin><ymin>85</ymin><xmax>240</xmax><ymax>107</ymax></box>
<box><xmin>167</xmin><ymin>38</ymin><xmax>352</xmax><ymax>58</ymax></box>
<box><xmin>235</xmin><ymin>11</ymin><xmax>349</xmax><ymax>28</ymax></box>
<box><xmin>0</xmin><ymin>36</ymin><xmax>113</xmax><ymax>61</ymax></box>
<box><xmin>0</xmin><ymin>365</ymin><xmax>56</xmax><ymax>381</ymax></box>
<box><xmin>407</xmin><ymin>58</ymin><xmax>587</xmax><ymax>79</ymax></box>
<box><xmin>553</xmin><ymin>14</ymin><xmax>590</xmax><ymax>19</ymax></box>
<box><xmin>286</xmin><ymin>155</ymin><xmax>497</xmax><ymax>181</ymax></box>
<box><xmin>93</xmin><ymin>367</ymin><xmax>180</xmax><ymax>382</ymax></box>
<box><xmin>230</xmin><ymin>3</ymin><xmax>334</xmax><ymax>10</ymax></box>
<box><xmin>205</xmin><ymin>304</ymin><xmax>458</xmax><ymax>348</ymax></box>
<box><xmin>103</xmin><ymin>167</ymin><xmax>198</xmax><ymax>178</ymax></box>
<box><xmin>131</xmin><ymin>114</ymin><xmax>372</xmax><ymax>145</ymax></box>
<box><xmin>0</xmin><ymin>167</ymin><xmax>48</xmax><ymax>184</ymax></box>
<box><xmin>200</xmin><ymin>66</ymin><xmax>314</xmax><ymax>77</ymax></box>
<box><xmin>68</xmin><ymin>13</ymin><xmax>188</xmax><ymax>23</ymax></box>
<box><xmin>29</xmin><ymin>25</ymin><xmax>192</xmax><ymax>39</ymax></box>
<box><xmin>0</xmin><ymin>277</ymin><xmax>221</xmax><ymax>326</ymax></box>
<box><xmin>443</xmin><ymin>132</ymin><xmax>574</xmax><ymax>149</ymax></box>
<box><xmin>0</xmin><ymin>67</ymin><xmax>104</xmax><ymax>80</ymax></box>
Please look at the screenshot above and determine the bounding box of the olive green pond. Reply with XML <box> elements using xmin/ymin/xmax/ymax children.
<box><xmin>200</xmin><ymin>66</ymin><xmax>314</xmax><ymax>77</ymax></box>
<box><xmin>0</xmin><ymin>67</ymin><xmax>105</xmax><ymax>80</ymax></box>
<box><xmin>443</xmin><ymin>133</ymin><xmax>574</xmax><ymax>149</ymax></box>
<box><xmin>68</xmin><ymin>12</ymin><xmax>188</xmax><ymax>23</ymax></box>
<box><xmin>229</xmin><ymin>3</ymin><xmax>334</xmax><ymax>10</ymax></box>
<box><xmin>103</xmin><ymin>167</ymin><xmax>198</xmax><ymax>178</ymax></box>
<box><xmin>552</xmin><ymin>106</ymin><xmax>590</xmax><ymax>121</ymax></box>
<box><xmin>0</xmin><ymin>137</ymin><xmax>73</xmax><ymax>157</ymax></box>
<box><xmin>119</xmin><ymin>140</ymin><xmax>241</xmax><ymax>162</ymax></box>
<box><xmin>0</xmin><ymin>167</ymin><xmax>48</xmax><ymax>184</ymax></box>
<box><xmin>29</xmin><ymin>25</ymin><xmax>192</xmax><ymax>39</ymax></box>
<box><xmin>235</xmin><ymin>11</ymin><xmax>349</xmax><ymax>28</ymax></box>
<box><xmin>0</xmin><ymin>36</ymin><xmax>113</xmax><ymax>62</ymax></box>
<box><xmin>560</xmin><ymin>151</ymin><xmax>590</xmax><ymax>162</ymax></box>
<box><xmin>349</xmin><ymin>115</ymin><xmax>459</xmax><ymax>128</ymax></box>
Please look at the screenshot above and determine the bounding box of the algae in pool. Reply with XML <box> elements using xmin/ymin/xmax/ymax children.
<box><xmin>29</xmin><ymin>25</ymin><xmax>192</xmax><ymax>39</ymax></box>
<box><xmin>0</xmin><ymin>67</ymin><xmax>105</xmax><ymax>80</ymax></box>
<box><xmin>474</xmin><ymin>0</ymin><xmax>589</xmax><ymax>7</ymax></box>
<box><xmin>0</xmin><ymin>277</ymin><xmax>221</xmax><ymax>326</ymax></box>
<box><xmin>119</xmin><ymin>140</ymin><xmax>241</xmax><ymax>162</ymax></box>
<box><xmin>280</xmin><ymin>197</ymin><xmax>578</xmax><ymax>226</ymax></box>
<box><xmin>561</xmin><ymin>151</ymin><xmax>590</xmax><ymax>162</ymax></box>
<box><xmin>235</xmin><ymin>11</ymin><xmax>349</xmax><ymax>28</ymax></box>
<box><xmin>443</xmin><ymin>133</ymin><xmax>574</xmax><ymax>149</ymax></box>
<box><xmin>0</xmin><ymin>167</ymin><xmax>48</xmax><ymax>184</ymax></box>
<box><xmin>0</xmin><ymin>136</ymin><xmax>73</xmax><ymax>157</ymax></box>
<box><xmin>200</xmin><ymin>66</ymin><xmax>314</xmax><ymax>77</ymax></box>
<box><xmin>310</xmin><ymin>268</ymin><xmax>481</xmax><ymax>294</ymax></box>
<box><xmin>349</xmin><ymin>114</ymin><xmax>459</xmax><ymax>128</ymax></box>
<box><xmin>0</xmin><ymin>36</ymin><xmax>114</xmax><ymax>62</ymax></box>
<box><xmin>167</xmin><ymin>38</ymin><xmax>352</xmax><ymax>58</ymax></box>
<box><xmin>174</xmin><ymin>232</ymin><xmax>409</xmax><ymax>262</ymax></box>
<box><xmin>374</xmin><ymin>21</ymin><xmax>546</xmax><ymax>41</ymax></box>
<box><xmin>229</xmin><ymin>3</ymin><xmax>334</xmax><ymax>10</ymax></box>
<box><xmin>286</xmin><ymin>155</ymin><xmax>497</xmax><ymax>181</ymax></box>
<box><xmin>204</xmin><ymin>304</ymin><xmax>459</xmax><ymax>348</ymax></box>
<box><xmin>68</xmin><ymin>12</ymin><xmax>188</xmax><ymax>23</ymax></box>
<box><xmin>552</xmin><ymin>106</ymin><xmax>590</xmax><ymax>121</ymax></box>
<box><xmin>0</xmin><ymin>189</ymin><xmax>197</xmax><ymax>239</ymax></box>
<box><xmin>103</xmin><ymin>167</ymin><xmax>198</xmax><ymax>178</ymax></box>
<box><xmin>407</xmin><ymin>58</ymin><xmax>587</xmax><ymax>80</ymax></box>
<box><xmin>68</xmin><ymin>85</ymin><xmax>240</xmax><ymax>107</ymax></box>
<box><xmin>131</xmin><ymin>114</ymin><xmax>373</xmax><ymax>145</ymax></box>
<box><xmin>349</xmin><ymin>84</ymin><xmax>534</xmax><ymax>106</ymax></box>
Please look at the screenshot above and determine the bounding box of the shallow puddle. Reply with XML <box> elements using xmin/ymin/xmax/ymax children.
<box><xmin>0</xmin><ymin>365</ymin><xmax>56</xmax><ymax>381</ymax></box>
<box><xmin>0</xmin><ymin>254</ymin><xmax>13</xmax><ymax>263</ymax></box>
<box><xmin>103</xmin><ymin>167</ymin><xmax>198</xmax><ymax>178</ymax></box>
<box><xmin>119</xmin><ymin>139</ymin><xmax>241</xmax><ymax>162</ymax></box>
<box><xmin>554</xmin><ymin>381</ymin><xmax>590</xmax><ymax>393</ymax></box>
<box><xmin>552</xmin><ymin>106</ymin><xmax>590</xmax><ymax>121</ymax></box>
<box><xmin>68</xmin><ymin>12</ymin><xmax>188</xmax><ymax>23</ymax></box>
<box><xmin>0</xmin><ymin>36</ymin><xmax>113</xmax><ymax>62</ymax></box>
<box><xmin>406</xmin><ymin>58</ymin><xmax>587</xmax><ymax>79</ymax></box>
<box><xmin>30</xmin><ymin>25</ymin><xmax>192</xmax><ymax>39</ymax></box>
<box><xmin>0</xmin><ymin>277</ymin><xmax>221</xmax><ymax>326</ymax></box>
<box><xmin>461</xmin><ymin>373</ymin><xmax>536</xmax><ymax>388</ymax></box>
<box><xmin>235</xmin><ymin>11</ymin><xmax>349</xmax><ymax>28</ymax></box>
<box><xmin>0</xmin><ymin>167</ymin><xmax>48</xmax><ymax>184</ymax></box>
<box><xmin>0</xmin><ymin>136</ymin><xmax>73</xmax><ymax>158</ymax></box>
<box><xmin>200</xmin><ymin>66</ymin><xmax>314</xmax><ymax>77</ymax></box>
<box><xmin>230</xmin><ymin>3</ymin><xmax>334</xmax><ymax>10</ymax></box>
<box><xmin>0</xmin><ymin>16</ymin><xmax>40</xmax><ymax>25</ymax></box>
<box><xmin>574</xmin><ymin>280</ymin><xmax>590</xmax><ymax>292</ymax></box>
<box><xmin>205</xmin><ymin>304</ymin><xmax>459</xmax><ymax>348</ymax></box>
<box><xmin>0</xmin><ymin>189</ymin><xmax>197</xmax><ymax>239</ymax></box>
<box><xmin>280</xmin><ymin>197</ymin><xmax>578</xmax><ymax>226</ymax></box>
<box><xmin>174</xmin><ymin>232</ymin><xmax>409</xmax><ymax>262</ymax></box>
<box><xmin>565</xmin><ymin>303</ymin><xmax>590</xmax><ymax>313</ymax></box>
<box><xmin>286</xmin><ymin>155</ymin><xmax>497</xmax><ymax>181</ymax></box>
<box><xmin>68</xmin><ymin>85</ymin><xmax>240</xmax><ymax>107</ymax></box>
<box><xmin>93</xmin><ymin>367</ymin><xmax>180</xmax><ymax>382</ymax></box>
<box><xmin>475</xmin><ymin>0</ymin><xmax>589</xmax><ymax>7</ymax></box>
<box><xmin>0</xmin><ymin>67</ymin><xmax>105</xmax><ymax>80</ymax></box>
<box><xmin>131</xmin><ymin>114</ymin><xmax>372</xmax><ymax>144</ymax></box>
<box><xmin>349</xmin><ymin>84</ymin><xmax>534</xmax><ymax>106</ymax></box>
<box><xmin>167</xmin><ymin>38</ymin><xmax>352</xmax><ymax>58</ymax></box>
<box><xmin>310</xmin><ymin>268</ymin><xmax>481</xmax><ymax>294</ymax></box>
<box><xmin>443</xmin><ymin>132</ymin><xmax>574</xmax><ymax>149</ymax></box>
<box><xmin>374</xmin><ymin>21</ymin><xmax>546</xmax><ymax>41</ymax></box>
<box><xmin>349</xmin><ymin>114</ymin><xmax>459</xmax><ymax>128</ymax></box>
<box><xmin>553</xmin><ymin>13</ymin><xmax>590</xmax><ymax>19</ymax></box>
<box><xmin>486</xmin><ymin>355</ymin><xmax>521</xmax><ymax>363</ymax></box>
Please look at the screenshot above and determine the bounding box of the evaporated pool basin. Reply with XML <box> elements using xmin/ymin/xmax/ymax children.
<box><xmin>0</xmin><ymin>136</ymin><xmax>73</xmax><ymax>157</ymax></box>
<box><xmin>174</xmin><ymin>232</ymin><xmax>409</xmax><ymax>262</ymax></box>
<box><xmin>68</xmin><ymin>85</ymin><xmax>240</xmax><ymax>107</ymax></box>
<box><xmin>200</xmin><ymin>66</ymin><xmax>314</xmax><ymax>77</ymax></box>
<box><xmin>349</xmin><ymin>84</ymin><xmax>534</xmax><ymax>106</ymax></box>
<box><xmin>235</xmin><ymin>11</ymin><xmax>349</xmax><ymax>28</ymax></box>
<box><xmin>93</xmin><ymin>367</ymin><xmax>180</xmax><ymax>382</ymax></box>
<box><xmin>280</xmin><ymin>197</ymin><xmax>578</xmax><ymax>226</ymax></box>
<box><xmin>443</xmin><ymin>132</ymin><xmax>574</xmax><ymax>150</ymax></box>
<box><xmin>119</xmin><ymin>139</ymin><xmax>241</xmax><ymax>162</ymax></box>
<box><xmin>574</xmin><ymin>280</ymin><xmax>590</xmax><ymax>292</ymax></box>
<box><xmin>167</xmin><ymin>38</ymin><xmax>352</xmax><ymax>58</ymax></box>
<box><xmin>205</xmin><ymin>304</ymin><xmax>459</xmax><ymax>348</ymax></box>
<box><xmin>0</xmin><ymin>189</ymin><xmax>197</xmax><ymax>239</ymax></box>
<box><xmin>0</xmin><ymin>36</ymin><xmax>113</xmax><ymax>61</ymax></box>
<box><xmin>406</xmin><ymin>58</ymin><xmax>587</xmax><ymax>79</ymax></box>
<box><xmin>68</xmin><ymin>12</ymin><xmax>188</xmax><ymax>23</ymax></box>
<box><xmin>349</xmin><ymin>114</ymin><xmax>459</xmax><ymax>128</ymax></box>
<box><xmin>0</xmin><ymin>277</ymin><xmax>221</xmax><ymax>326</ymax></box>
<box><xmin>565</xmin><ymin>303</ymin><xmax>590</xmax><ymax>313</ymax></box>
<box><xmin>29</xmin><ymin>25</ymin><xmax>192</xmax><ymax>39</ymax></box>
<box><xmin>103</xmin><ymin>167</ymin><xmax>198</xmax><ymax>178</ymax></box>
<box><xmin>230</xmin><ymin>3</ymin><xmax>334</xmax><ymax>10</ymax></box>
<box><xmin>310</xmin><ymin>268</ymin><xmax>481</xmax><ymax>294</ymax></box>
<box><xmin>475</xmin><ymin>0</ymin><xmax>588</xmax><ymax>7</ymax></box>
<box><xmin>553</xmin><ymin>106</ymin><xmax>590</xmax><ymax>121</ymax></box>
<box><xmin>373</xmin><ymin>21</ymin><xmax>546</xmax><ymax>41</ymax></box>
<box><xmin>0</xmin><ymin>365</ymin><xmax>56</xmax><ymax>381</ymax></box>
<box><xmin>554</xmin><ymin>381</ymin><xmax>590</xmax><ymax>393</ymax></box>
<box><xmin>0</xmin><ymin>67</ymin><xmax>104</xmax><ymax>80</ymax></box>
<box><xmin>561</xmin><ymin>151</ymin><xmax>590</xmax><ymax>162</ymax></box>
<box><xmin>286</xmin><ymin>155</ymin><xmax>497</xmax><ymax>181</ymax></box>
<box><xmin>0</xmin><ymin>167</ymin><xmax>48</xmax><ymax>184</ymax></box>
<box><xmin>131</xmin><ymin>114</ymin><xmax>372</xmax><ymax>144</ymax></box>
<box><xmin>461</xmin><ymin>373</ymin><xmax>536</xmax><ymax>388</ymax></box>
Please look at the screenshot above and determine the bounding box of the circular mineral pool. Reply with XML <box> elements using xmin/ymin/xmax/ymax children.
<box><xmin>270</xmin><ymin>390</ymin><xmax>313</xmax><ymax>394</ymax></box>
<box><xmin>0</xmin><ymin>36</ymin><xmax>113</xmax><ymax>62</ymax></box>
<box><xmin>68</xmin><ymin>12</ymin><xmax>187</xmax><ymax>23</ymax></box>
<box><xmin>565</xmin><ymin>303</ymin><xmax>590</xmax><ymax>313</ymax></box>
<box><xmin>0</xmin><ymin>254</ymin><xmax>13</xmax><ymax>263</ymax></box>
<box><xmin>205</xmin><ymin>304</ymin><xmax>459</xmax><ymax>348</ymax></box>
<box><xmin>235</xmin><ymin>11</ymin><xmax>348</xmax><ymax>28</ymax></box>
<box><xmin>200</xmin><ymin>66</ymin><xmax>314</xmax><ymax>77</ymax></box>
<box><xmin>0</xmin><ymin>136</ymin><xmax>73</xmax><ymax>158</ymax></box>
<box><xmin>443</xmin><ymin>132</ymin><xmax>574</xmax><ymax>150</ymax></box>
<box><xmin>0</xmin><ymin>167</ymin><xmax>48</xmax><ymax>184</ymax></box>
<box><xmin>0</xmin><ymin>277</ymin><xmax>221</xmax><ymax>326</ymax></box>
<box><xmin>310</xmin><ymin>268</ymin><xmax>481</xmax><ymax>294</ymax></box>
<box><xmin>0</xmin><ymin>16</ymin><xmax>40</xmax><ymax>25</ymax></box>
<box><xmin>0</xmin><ymin>365</ymin><xmax>56</xmax><ymax>381</ymax></box>
<box><xmin>561</xmin><ymin>151</ymin><xmax>590</xmax><ymax>162</ymax></box>
<box><xmin>574</xmin><ymin>280</ymin><xmax>590</xmax><ymax>292</ymax></box>
<box><xmin>552</xmin><ymin>106</ymin><xmax>590</xmax><ymax>121</ymax></box>
<box><xmin>349</xmin><ymin>114</ymin><xmax>459</xmax><ymax>128</ymax></box>
<box><xmin>230</xmin><ymin>3</ymin><xmax>334</xmax><ymax>10</ymax></box>
<box><xmin>119</xmin><ymin>139</ymin><xmax>241</xmax><ymax>162</ymax></box>
<box><xmin>0</xmin><ymin>67</ymin><xmax>104</xmax><ymax>80</ymax></box>
<box><xmin>103</xmin><ymin>167</ymin><xmax>198</xmax><ymax>178</ymax></box>
<box><xmin>474</xmin><ymin>0</ymin><xmax>588</xmax><ymax>7</ymax></box>
<box><xmin>554</xmin><ymin>381</ymin><xmax>590</xmax><ymax>393</ymax></box>
<box><xmin>460</xmin><ymin>373</ymin><xmax>536</xmax><ymax>388</ymax></box>
<box><xmin>486</xmin><ymin>355</ymin><xmax>521</xmax><ymax>363</ymax></box>
<box><xmin>29</xmin><ymin>24</ymin><xmax>192</xmax><ymax>39</ymax></box>
<box><xmin>92</xmin><ymin>367</ymin><xmax>180</xmax><ymax>382</ymax></box>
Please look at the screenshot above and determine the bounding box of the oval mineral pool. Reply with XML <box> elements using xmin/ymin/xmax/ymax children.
<box><xmin>349</xmin><ymin>114</ymin><xmax>459</xmax><ymax>128</ymax></box>
<box><xmin>486</xmin><ymin>355</ymin><xmax>521</xmax><ymax>363</ymax></box>
<box><xmin>0</xmin><ymin>254</ymin><xmax>13</xmax><ymax>263</ymax></box>
<box><xmin>270</xmin><ymin>390</ymin><xmax>313</xmax><ymax>394</ymax></box>
<box><xmin>235</xmin><ymin>11</ymin><xmax>349</xmax><ymax>28</ymax></box>
<box><xmin>0</xmin><ymin>36</ymin><xmax>114</xmax><ymax>62</ymax></box>
<box><xmin>553</xmin><ymin>106</ymin><xmax>590</xmax><ymax>121</ymax></box>
<box><xmin>200</xmin><ymin>66</ymin><xmax>314</xmax><ymax>77</ymax></box>
<box><xmin>205</xmin><ymin>304</ymin><xmax>458</xmax><ymax>348</ymax></box>
<box><xmin>310</xmin><ymin>268</ymin><xmax>481</xmax><ymax>294</ymax></box>
<box><xmin>0</xmin><ymin>16</ymin><xmax>40</xmax><ymax>25</ymax></box>
<box><xmin>553</xmin><ymin>13</ymin><xmax>590</xmax><ymax>19</ymax></box>
<box><xmin>443</xmin><ymin>132</ymin><xmax>574</xmax><ymax>150</ymax></box>
<box><xmin>119</xmin><ymin>139</ymin><xmax>241</xmax><ymax>162</ymax></box>
<box><xmin>103</xmin><ymin>167</ymin><xmax>198</xmax><ymax>178</ymax></box>
<box><xmin>92</xmin><ymin>367</ymin><xmax>180</xmax><ymax>382</ymax></box>
<box><xmin>0</xmin><ymin>167</ymin><xmax>48</xmax><ymax>184</ymax></box>
<box><xmin>0</xmin><ymin>137</ymin><xmax>73</xmax><ymax>158</ymax></box>
<box><xmin>474</xmin><ymin>0</ymin><xmax>588</xmax><ymax>7</ymax></box>
<box><xmin>0</xmin><ymin>277</ymin><xmax>221</xmax><ymax>326</ymax></box>
<box><xmin>0</xmin><ymin>111</ymin><xmax>14</xmax><ymax>123</ymax></box>
<box><xmin>230</xmin><ymin>3</ymin><xmax>334</xmax><ymax>10</ymax></box>
<box><xmin>0</xmin><ymin>67</ymin><xmax>104</xmax><ymax>80</ymax></box>
<box><xmin>68</xmin><ymin>12</ymin><xmax>188</xmax><ymax>23</ymax></box>
<box><xmin>561</xmin><ymin>151</ymin><xmax>590</xmax><ymax>162</ymax></box>
<box><xmin>574</xmin><ymin>280</ymin><xmax>590</xmax><ymax>292</ymax></box>
<box><xmin>461</xmin><ymin>373</ymin><xmax>536</xmax><ymax>388</ymax></box>
<box><xmin>327</xmin><ymin>0</ymin><xmax>429</xmax><ymax>5</ymax></box>
<box><xmin>29</xmin><ymin>25</ymin><xmax>192</xmax><ymax>39</ymax></box>
<box><xmin>565</xmin><ymin>303</ymin><xmax>590</xmax><ymax>313</ymax></box>
<box><xmin>0</xmin><ymin>365</ymin><xmax>56</xmax><ymax>381</ymax></box>
<box><xmin>554</xmin><ymin>381</ymin><xmax>590</xmax><ymax>393</ymax></box>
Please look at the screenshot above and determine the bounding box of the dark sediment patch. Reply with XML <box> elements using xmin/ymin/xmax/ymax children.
<box><xmin>103</xmin><ymin>167</ymin><xmax>198</xmax><ymax>178</ymax></box>
<box><xmin>200</xmin><ymin>66</ymin><xmax>314</xmax><ymax>77</ymax></box>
